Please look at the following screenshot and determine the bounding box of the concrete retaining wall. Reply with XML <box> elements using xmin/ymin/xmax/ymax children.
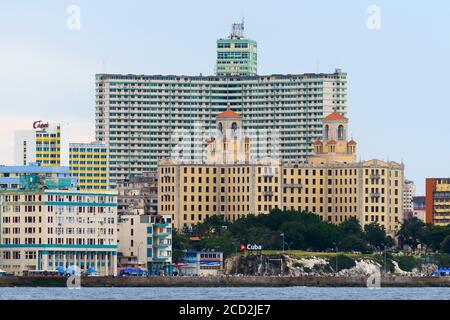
<box><xmin>0</xmin><ymin>276</ymin><xmax>449</xmax><ymax>287</ymax></box>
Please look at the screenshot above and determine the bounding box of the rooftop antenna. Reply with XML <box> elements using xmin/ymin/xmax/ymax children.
<box><xmin>231</xmin><ymin>19</ymin><xmax>244</xmax><ymax>39</ymax></box>
<box><xmin>102</xmin><ymin>58</ymin><xmax>106</xmax><ymax>74</ymax></box>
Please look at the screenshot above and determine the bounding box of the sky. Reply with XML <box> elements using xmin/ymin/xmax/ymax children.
<box><xmin>0</xmin><ymin>0</ymin><xmax>449</xmax><ymax>194</ymax></box>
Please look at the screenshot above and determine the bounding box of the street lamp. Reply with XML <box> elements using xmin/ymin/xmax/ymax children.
<box><xmin>232</xmin><ymin>240</ymin><xmax>239</xmax><ymax>276</ymax></box>
<box><xmin>381</xmin><ymin>243</ymin><xmax>387</xmax><ymax>274</ymax></box>
<box><xmin>333</xmin><ymin>242</ymin><xmax>339</xmax><ymax>273</ymax></box>
<box><xmin>137</xmin><ymin>241</ymin><xmax>144</xmax><ymax>268</ymax></box>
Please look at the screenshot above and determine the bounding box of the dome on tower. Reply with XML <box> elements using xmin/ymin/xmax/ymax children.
<box><xmin>324</xmin><ymin>112</ymin><xmax>348</xmax><ymax>121</ymax></box>
<box><xmin>217</xmin><ymin>107</ymin><xmax>240</xmax><ymax>118</ymax></box>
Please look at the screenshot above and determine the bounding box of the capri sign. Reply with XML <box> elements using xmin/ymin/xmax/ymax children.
<box><xmin>33</xmin><ymin>120</ymin><xmax>49</xmax><ymax>130</ymax></box>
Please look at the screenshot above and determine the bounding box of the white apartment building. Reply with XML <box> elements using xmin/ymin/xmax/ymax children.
<box><xmin>117</xmin><ymin>214</ymin><xmax>172</xmax><ymax>275</ymax></box>
<box><xmin>96</xmin><ymin>70</ymin><xmax>347</xmax><ymax>188</ymax></box>
<box><xmin>0</xmin><ymin>187</ymin><xmax>118</xmax><ymax>276</ymax></box>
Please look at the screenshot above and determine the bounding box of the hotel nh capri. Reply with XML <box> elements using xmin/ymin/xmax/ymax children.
<box><xmin>14</xmin><ymin>122</ymin><xmax>61</xmax><ymax>167</ymax></box>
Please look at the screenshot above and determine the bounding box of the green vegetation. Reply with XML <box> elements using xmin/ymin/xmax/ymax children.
<box><xmin>172</xmin><ymin>212</ymin><xmax>450</xmax><ymax>268</ymax></box>
<box><xmin>392</xmin><ymin>255</ymin><xmax>420</xmax><ymax>272</ymax></box>
<box><xmin>397</xmin><ymin>217</ymin><xmax>450</xmax><ymax>253</ymax></box>
<box><xmin>328</xmin><ymin>255</ymin><xmax>356</xmax><ymax>272</ymax></box>
<box><xmin>173</xmin><ymin>210</ymin><xmax>394</xmax><ymax>262</ymax></box>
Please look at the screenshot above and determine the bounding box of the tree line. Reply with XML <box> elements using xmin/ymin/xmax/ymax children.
<box><xmin>173</xmin><ymin>209</ymin><xmax>450</xmax><ymax>262</ymax></box>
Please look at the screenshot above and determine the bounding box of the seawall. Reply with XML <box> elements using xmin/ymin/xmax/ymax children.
<box><xmin>0</xmin><ymin>276</ymin><xmax>449</xmax><ymax>287</ymax></box>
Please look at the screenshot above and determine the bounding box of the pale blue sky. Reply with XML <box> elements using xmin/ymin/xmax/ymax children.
<box><xmin>1</xmin><ymin>0</ymin><xmax>449</xmax><ymax>194</ymax></box>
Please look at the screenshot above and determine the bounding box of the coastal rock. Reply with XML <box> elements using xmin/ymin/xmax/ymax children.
<box><xmin>420</xmin><ymin>263</ymin><xmax>438</xmax><ymax>276</ymax></box>
<box><xmin>338</xmin><ymin>260</ymin><xmax>381</xmax><ymax>277</ymax></box>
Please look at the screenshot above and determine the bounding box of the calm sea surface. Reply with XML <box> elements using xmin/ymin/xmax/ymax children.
<box><xmin>0</xmin><ymin>287</ymin><xmax>449</xmax><ymax>300</ymax></box>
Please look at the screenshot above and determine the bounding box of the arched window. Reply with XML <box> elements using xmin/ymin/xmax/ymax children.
<box><xmin>218</xmin><ymin>122</ymin><xmax>223</xmax><ymax>133</ymax></box>
<box><xmin>338</xmin><ymin>125</ymin><xmax>345</xmax><ymax>140</ymax></box>
<box><xmin>231</xmin><ymin>122</ymin><xmax>238</xmax><ymax>131</ymax></box>
<box><xmin>324</xmin><ymin>125</ymin><xmax>329</xmax><ymax>140</ymax></box>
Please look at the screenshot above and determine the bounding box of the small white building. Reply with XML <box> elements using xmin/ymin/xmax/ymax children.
<box><xmin>117</xmin><ymin>214</ymin><xmax>173</xmax><ymax>275</ymax></box>
<box><xmin>175</xmin><ymin>250</ymin><xmax>223</xmax><ymax>276</ymax></box>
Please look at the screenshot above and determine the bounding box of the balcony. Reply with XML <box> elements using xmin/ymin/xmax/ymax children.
<box><xmin>154</xmin><ymin>233</ymin><xmax>170</xmax><ymax>237</ymax></box>
<box><xmin>154</xmin><ymin>223</ymin><xmax>169</xmax><ymax>227</ymax></box>
<box><xmin>152</xmin><ymin>257</ymin><xmax>170</xmax><ymax>261</ymax></box>
<box><xmin>153</xmin><ymin>244</ymin><xmax>170</xmax><ymax>248</ymax></box>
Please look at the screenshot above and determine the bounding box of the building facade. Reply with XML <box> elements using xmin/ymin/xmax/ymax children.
<box><xmin>0</xmin><ymin>177</ymin><xmax>118</xmax><ymax>276</ymax></box>
<box><xmin>174</xmin><ymin>249</ymin><xmax>223</xmax><ymax>276</ymax></box>
<box><xmin>96</xmin><ymin>70</ymin><xmax>347</xmax><ymax>188</ymax></box>
<box><xmin>216</xmin><ymin>21</ymin><xmax>257</xmax><ymax>76</ymax></box>
<box><xmin>159</xmin><ymin>111</ymin><xmax>404</xmax><ymax>235</ymax></box>
<box><xmin>0</xmin><ymin>164</ymin><xmax>75</xmax><ymax>190</ymax></box>
<box><xmin>117</xmin><ymin>214</ymin><xmax>172</xmax><ymax>275</ymax></box>
<box><xmin>69</xmin><ymin>142</ymin><xmax>108</xmax><ymax>190</ymax></box>
<box><xmin>95</xmin><ymin>26</ymin><xmax>347</xmax><ymax>188</ymax></box>
<box><xmin>117</xmin><ymin>172</ymin><xmax>158</xmax><ymax>216</ymax></box>
<box><xmin>426</xmin><ymin>178</ymin><xmax>450</xmax><ymax>226</ymax></box>
<box><xmin>413</xmin><ymin>196</ymin><xmax>426</xmax><ymax>222</ymax></box>
<box><xmin>14</xmin><ymin>122</ymin><xmax>61</xmax><ymax>167</ymax></box>
<box><xmin>403</xmin><ymin>179</ymin><xmax>415</xmax><ymax>220</ymax></box>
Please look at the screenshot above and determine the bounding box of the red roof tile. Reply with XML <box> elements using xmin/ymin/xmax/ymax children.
<box><xmin>325</xmin><ymin>112</ymin><xmax>347</xmax><ymax>121</ymax></box>
<box><xmin>217</xmin><ymin>108</ymin><xmax>240</xmax><ymax>118</ymax></box>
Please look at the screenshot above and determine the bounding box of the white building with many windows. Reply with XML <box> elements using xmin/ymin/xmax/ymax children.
<box><xmin>96</xmin><ymin>70</ymin><xmax>347</xmax><ymax>188</ymax></box>
<box><xmin>0</xmin><ymin>177</ymin><xmax>118</xmax><ymax>276</ymax></box>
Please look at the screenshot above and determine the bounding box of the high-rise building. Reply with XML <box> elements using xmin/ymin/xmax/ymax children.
<box><xmin>0</xmin><ymin>174</ymin><xmax>118</xmax><ymax>276</ymax></box>
<box><xmin>96</xmin><ymin>69</ymin><xmax>347</xmax><ymax>188</ymax></box>
<box><xmin>158</xmin><ymin>110</ymin><xmax>404</xmax><ymax>235</ymax></box>
<box><xmin>403</xmin><ymin>179</ymin><xmax>415</xmax><ymax>220</ymax></box>
<box><xmin>426</xmin><ymin>178</ymin><xmax>450</xmax><ymax>226</ymax></box>
<box><xmin>14</xmin><ymin>122</ymin><xmax>61</xmax><ymax>167</ymax></box>
<box><xmin>69</xmin><ymin>142</ymin><xmax>108</xmax><ymax>190</ymax></box>
<box><xmin>216</xmin><ymin>21</ymin><xmax>257</xmax><ymax>76</ymax></box>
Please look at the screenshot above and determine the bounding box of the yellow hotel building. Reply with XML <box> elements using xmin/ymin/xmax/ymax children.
<box><xmin>14</xmin><ymin>122</ymin><xmax>61</xmax><ymax>167</ymax></box>
<box><xmin>158</xmin><ymin>110</ymin><xmax>404</xmax><ymax>235</ymax></box>
<box><xmin>69</xmin><ymin>142</ymin><xmax>108</xmax><ymax>190</ymax></box>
